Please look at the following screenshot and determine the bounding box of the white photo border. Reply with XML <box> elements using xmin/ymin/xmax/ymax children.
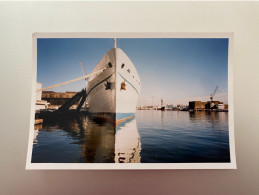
<box><xmin>26</xmin><ymin>32</ymin><xmax>236</xmax><ymax>170</ymax></box>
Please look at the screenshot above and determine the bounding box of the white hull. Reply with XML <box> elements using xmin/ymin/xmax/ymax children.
<box><xmin>86</xmin><ymin>48</ymin><xmax>141</xmax><ymax>120</ymax></box>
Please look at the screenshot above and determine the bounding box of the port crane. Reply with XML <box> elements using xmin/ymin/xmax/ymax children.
<box><xmin>210</xmin><ymin>86</ymin><xmax>218</xmax><ymax>101</ymax></box>
<box><xmin>80</xmin><ymin>61</ymin><xmax>89</xmax><ymax>83</ymax></box>
<box><xmin>80</xmin><ymin>61</ymin><xmax>87</xmax><ymax>76</ymax></box>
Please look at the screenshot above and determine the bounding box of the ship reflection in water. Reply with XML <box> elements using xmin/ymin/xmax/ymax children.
<box><xmin>32</xmin><ymin>114</ymin><xmax>141</xmax><ymax>163</ymax></box>
<box><xmin>32</xmin><ymin>110</ymin><xmax>230</xmax><ymax>163</ymax></box>
<box><xmin>115</xmin><ymin>118</ymin><xmax>141</xmax><ymax>163</ymax></box>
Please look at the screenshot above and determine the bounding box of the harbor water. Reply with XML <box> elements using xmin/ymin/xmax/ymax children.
<box><xmin>32</xmin><ymin>110</ymin><xmax>230</xmax><ymax>163</ymax></box>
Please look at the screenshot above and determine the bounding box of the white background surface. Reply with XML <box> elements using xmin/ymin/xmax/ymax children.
<box><xmin>26</xmin><ymin>32</ymin><xmax>236</xmax><ymax>170</ymax></box>
<box><xmin>0</xmin><ymin>2</ymin><xmax>259</xmax><ymax>194</ymax></box>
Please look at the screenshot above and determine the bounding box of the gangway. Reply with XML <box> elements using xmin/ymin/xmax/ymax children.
<box><xmin>76</xmin><ymin>91</ymin><xmax>87</xmax><ymax>112</ymax></box>
<box><xmin>58</xmin><ymin>89</ymin><xmax>87</xmax><ymax>112</ymax></box>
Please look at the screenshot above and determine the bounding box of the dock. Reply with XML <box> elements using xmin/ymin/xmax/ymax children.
<box><xmin>34</xmin><ymin>119</ymin><xmax>43</xmax><ymax>125</ymax></box>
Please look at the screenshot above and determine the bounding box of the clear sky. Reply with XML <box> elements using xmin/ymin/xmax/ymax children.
<box><xmin>37</xmin><ymin>38</ymin><xmax>228</xmax><ymax>106</ymax></box>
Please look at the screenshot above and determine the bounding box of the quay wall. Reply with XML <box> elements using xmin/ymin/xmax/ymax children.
<box><xmin>42</xmin><ymin>91</ymin><xmax>78</xmax><ymax>105</ymax></box>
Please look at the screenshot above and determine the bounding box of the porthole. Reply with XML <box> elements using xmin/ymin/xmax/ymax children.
<box><xmin>127</xmin><ymin>69</ymin><xmax>130</xmax><ymax>73</ymax></box>
<box><xmin>108</xmin><ymin>62</ymin><xmax>112</xmax><ymax>68</ymax></box>
<box><xmin>121</xmin><ymin>63</ymin><xmax>125</xmax><ymax>68</ymax></box>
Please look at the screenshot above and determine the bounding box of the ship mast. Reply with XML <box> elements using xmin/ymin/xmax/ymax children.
<box><xmin>161</xmin><ymin>98</ymin><xmax>164</xmax><ymax>107</ymax></box>
<box><xmin>114</xmin><ymin>38</ymin><xmax>117</xmax><ymax>48</ymax></box>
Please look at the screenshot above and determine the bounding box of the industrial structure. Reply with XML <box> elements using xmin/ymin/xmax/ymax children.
<box><xmin>189</xmin><ymin>86</ymin><xmax>228</xmax><ymax>111</ymax></box>
<box><xmin>35</xmin><ymin>82</ymin><xmax>50</xmax><ymax>111</ymax></box>
<box><xmin>42</xmin><ymin>91</ymin><xmax>78</xmax><ymax>106</ymax></box>
<box><xmin>189</xmin><ymin>100</ymin><xmax>227</xmax><ymax>111</ymax></box>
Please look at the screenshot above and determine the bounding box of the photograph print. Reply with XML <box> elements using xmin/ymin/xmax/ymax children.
<box><xmin>26</xmin><ymin>33</ymin><xmax>236</xmax><ymax>169</ymax></box>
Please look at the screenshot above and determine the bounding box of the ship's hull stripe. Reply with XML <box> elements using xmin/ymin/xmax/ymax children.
<box><xmin>116</xmin><ymin>112</ymin><xmax>135</xmax><ymax>120</ymax></box>
<box><xmin>118</xmin><ymin>72</ymin><xmax>139</xmax><ymax>94</ymax></box>
<box><xmin>87</xmin><ymin>74</ymin><xmax>113</xmax><ymax>96</ymax></box>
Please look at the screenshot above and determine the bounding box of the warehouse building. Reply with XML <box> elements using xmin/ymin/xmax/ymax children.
<box><xmin>189</xmin><ymin>101</ymin><xmax>225</xmax><ymax>111</ymax></box>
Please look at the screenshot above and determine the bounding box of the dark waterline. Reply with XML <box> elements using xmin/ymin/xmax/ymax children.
<box><xmin>31</xmin><ymin>110</ymin><xmax>230</xmax><ymax>163</ymax></box>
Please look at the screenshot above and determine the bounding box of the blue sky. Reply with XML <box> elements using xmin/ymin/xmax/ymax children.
<box><xmin>37</xmin><ymin>38</ymin><xmax>228</xmax><ymax>105</ymax></box>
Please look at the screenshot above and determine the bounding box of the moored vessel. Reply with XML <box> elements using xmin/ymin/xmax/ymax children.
<box><xmin>86</xmin><ymin>39</ymin><xmax>141</xmax><ymax>124</ymax></box>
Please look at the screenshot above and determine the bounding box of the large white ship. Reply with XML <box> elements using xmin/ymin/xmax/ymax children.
<box><xmin>86</xmin><ymin>39</ymin><xmax>141</xmax><ymax>124</ymax></box>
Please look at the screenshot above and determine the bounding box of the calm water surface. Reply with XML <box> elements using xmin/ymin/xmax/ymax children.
<box><xmin>32</xmin><ymin>110</ymin><xmax>230</xmax><ymax>163</ymax></box>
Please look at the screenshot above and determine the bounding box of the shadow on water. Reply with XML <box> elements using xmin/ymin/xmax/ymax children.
<box><xmin>32</xmin><ymin>113</ymin><xmax>141</xmax><ymax>163</ymax></box>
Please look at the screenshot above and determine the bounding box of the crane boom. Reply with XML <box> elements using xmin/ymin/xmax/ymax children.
<box><xmin>212</xmin><ymin>86</ymin><xmax>218</xmax><ymax>96</ymax></box>
<box><xmin>210</xmin><ymin>85</ymin><xmax>218</xmax><ymax>101</ymax></box>
<box><xmin>80</xmin><ymin>61</ymin><xmax>87</xmax><ymax>76</ymax></box>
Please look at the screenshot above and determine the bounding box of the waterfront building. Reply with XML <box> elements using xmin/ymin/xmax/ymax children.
<box><xmin>35</xmin><ymin>82</ymin><xmax>49</xmax><ymax>111</ymax></box>
<box><xmin>189</xmin><ymin>100</ymin><xmax>225</xmax><ymax>111</ymax></box>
